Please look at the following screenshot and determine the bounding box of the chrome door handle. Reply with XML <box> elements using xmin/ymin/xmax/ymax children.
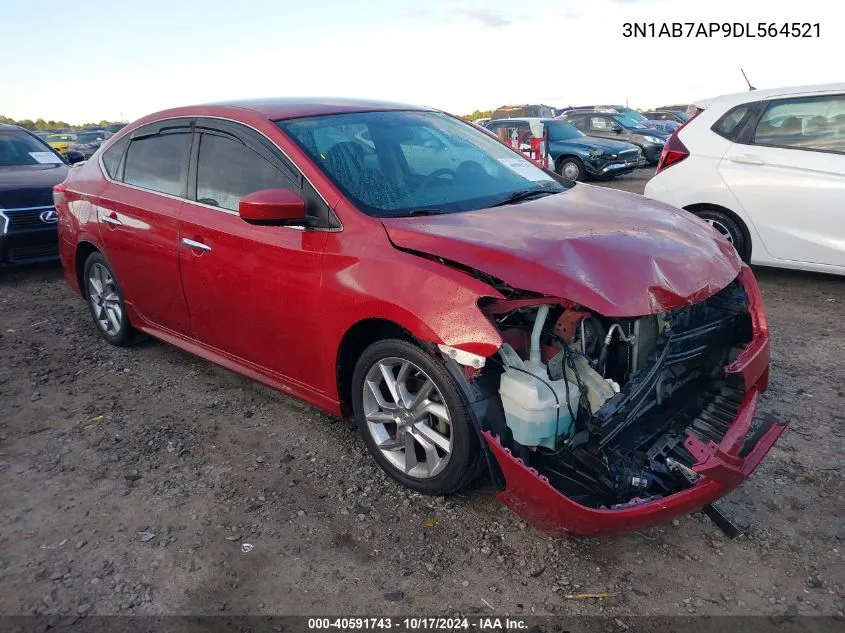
<box><xmin>101</xmin><ymin>216</ymin><xmax>122</xmax><ymax>226</ymax></box>
<box><xmin>730</xmin><ymin>154</ymin><xmax>765</xmax><ymax>166</ymax></box>
<box><xmin>182</xmin><ymin>238</ymin><xmax>212</xmax><ymax>252</ymax></box>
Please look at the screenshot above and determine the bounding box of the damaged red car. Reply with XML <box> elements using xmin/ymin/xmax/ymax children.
<box><xmin>56</xmin><ymin>99</ymin><xmax>786</xmax><ymax>537</ymax></box>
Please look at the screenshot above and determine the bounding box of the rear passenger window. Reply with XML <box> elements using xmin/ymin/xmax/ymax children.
<box><xmin>712</xmin><ymin>105</ymin><xmax>751</xmax><ymax>140</ymax></box>
<box><xmin>101</xmin><ymin>136</ymin><xmax>128</xmax><ymax>179</ymax></box>
<box><xmin>753</xmin><ymin>95</ymin><xmax>845</xmax><ymax>154</ymax></box>
<box><xmin>196</xmin><ymin>133</ymin><xmax>293</xmax><ymax>211</ymax></box>
<box><xmin>123</xmin><ymin>132</ymin><xmax>190</xmax><ymax>196</ymax></box>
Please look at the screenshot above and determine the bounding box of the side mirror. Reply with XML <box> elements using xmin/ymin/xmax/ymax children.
<box><xmin>239</xmin><ymin>189</ymin><xmax>308</xmax><ymax>226</ymax></box>
<box><xmin>611</xmin><ymin>125</ymin><xmax>623</xmax><ymax>133</ymax></box>
<box><xmin>66</xmin><ymin>150</ymin><xmax>86</xmax><ymax>165</ymax></box>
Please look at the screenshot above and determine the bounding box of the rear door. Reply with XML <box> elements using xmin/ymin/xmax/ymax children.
<box><xmin>720</xmin><ymin>93</ymin><xmax>845</xmax><ymax>267</ymax></box>
<box><xmin>178</xmin><ymin>119</ymin><xmax>328</xmax><ymax>387</ymax></box>
<box><xmin>96</xmin><ymin>120</ymin><xmax>192</xmax><ymax>332</ymax></box>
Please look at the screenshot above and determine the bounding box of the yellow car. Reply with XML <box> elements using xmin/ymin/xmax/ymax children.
<box><xmin>46</xmin><ymin>133</ymin><xmax>77</xmax><ymax>156</ymax></box>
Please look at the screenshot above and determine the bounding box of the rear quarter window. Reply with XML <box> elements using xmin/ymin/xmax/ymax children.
<box><xmin>712</xmin><ymin>104</ymin><xmax>752</xmax><ymax>140</ymax></box>
<box><xmin>101</xmin><ymin>136</ymin><xmax>129</xmax><ymax>179</ymax></box>
<box><xmin>123</xmin><ymin>131</ymin><xmax>190</xmax><ymax>196</ymax></box>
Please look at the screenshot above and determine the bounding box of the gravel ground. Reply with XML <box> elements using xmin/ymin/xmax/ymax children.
<box><xmin>1</xmin><ymin>170</ymin><xmax>843</xmax><ymax>618</ymax></box>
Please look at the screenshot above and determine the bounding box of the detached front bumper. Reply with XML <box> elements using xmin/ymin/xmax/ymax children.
<box><xmin>601</xmin><ymin>160</ymin><xmax>639</xmax><ymax>176</ymax></box>
<box><xmin>587</xmin><ymin>159</ymin><xmax>639</xmax><ymax>178</ymax></box>
<box><xmin>482</xmin><ymin>267</ymin><xmax>785</xmax><ymax>537</ymax></box>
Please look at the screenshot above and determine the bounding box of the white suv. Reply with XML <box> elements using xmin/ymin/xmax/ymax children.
<box><xmin>644</xmin><ymin>83</ymin><xmax>845</xmax><ymax>275</ymax></box>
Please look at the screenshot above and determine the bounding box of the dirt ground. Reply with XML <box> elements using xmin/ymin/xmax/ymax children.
<box><xmin>1</xmin><ymin>169</ymin><xmax>843</xmax><ymax>619</ymax></box>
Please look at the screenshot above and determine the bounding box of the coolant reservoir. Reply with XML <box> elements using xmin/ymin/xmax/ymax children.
<box><xmin>498</xmin><ymin>345</ymin><xmax>580</xmax><ymax>449</ymax></box>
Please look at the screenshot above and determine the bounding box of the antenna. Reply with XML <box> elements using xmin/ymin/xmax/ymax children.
<box><xmin>741</xmin><ymin>68</ymin><xmax>756</xmax><ymax>91</ymax></box>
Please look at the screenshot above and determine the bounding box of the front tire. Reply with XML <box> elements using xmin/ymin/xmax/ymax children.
<box><xmin>83</xmin><ymin>252</ymin><xmax>137</xmax><ymax>346</ymax></box>
<box><xmin>556</xmin><ymin>156</ymin><xmax>585</xmax><ymax>181</ymax></box>
<box><xmin>351</xmin><ymin>339</ymin><xmax>481</xmax><ymax>495</ymax></box>
<box><xmin>692</xmin><ymin>209</ymin><xmax>750</xmax><ymax>262</ymax></box>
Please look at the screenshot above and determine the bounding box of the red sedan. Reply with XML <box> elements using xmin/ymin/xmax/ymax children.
<box><xmin>55</xmin><ymin>99</ymin><xmax>785</xmax><ymax>537</ymax></box>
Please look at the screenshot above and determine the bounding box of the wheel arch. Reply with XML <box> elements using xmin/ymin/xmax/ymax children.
<box><xmin>683</xmin><ymin>203</ymin><xmax>752</xmax><ymax>261</ymax></box>
<box><xmin>75</xmin><ymin>241</ymin><xmax>101</xmax><ymax>299</ymax></box>
<box><xmin>335</xmin><ymin>318</ymin><xmax>425</xmax><ymax>417</ymax></box>
<box><xmin>554</xmin><ymin>153</ymin><xmax>583</xmax><ymax>171</ymax></box>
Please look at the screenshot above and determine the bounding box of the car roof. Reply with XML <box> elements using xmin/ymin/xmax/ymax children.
<box><xmin>205</xmin><ymin>97</ymin><xmax>433</xmax><ymax>120</ymax></box>
<box><xmin>694</xmin><ymin>83</ymin><xmax>845</xmax><ymax>110</ymax></box>
<box><xmin>123</xmin><ymin>98</ymin><xmax>437</xmax><ymax>133</ymax></box>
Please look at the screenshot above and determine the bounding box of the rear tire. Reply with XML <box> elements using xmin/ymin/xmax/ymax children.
<box><xmin>556</xmin><ymin>156</ymin><xmax>585</xmax><ymax>181</ymax></box>
<box><xmin>691</xmin><ymin>209</ymin><xmax>750</xmax><ymax>262</ymax></box>
<box><xmin>351</xmin><ymin>339</ymin><xmax>481</xmax><ymax>495</ymax></box>
<box><xmin>83</xmin><ymin>252</ymin><xmax>137</xmax><ymax>346</ymax></box>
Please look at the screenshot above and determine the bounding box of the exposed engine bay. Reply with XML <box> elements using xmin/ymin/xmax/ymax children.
<box><xmin>477</xmin><ymin>279</ymin><xmax>754</xmax><ymax>509</ymax></box>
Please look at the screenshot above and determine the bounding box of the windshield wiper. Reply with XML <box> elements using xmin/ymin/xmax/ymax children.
<box><xmin>492</xmin><ymin>188</ymin><xmax>556</xmax><ymax>207</ymax></box>
<box><xmin>406</xmin><ymin>208</ymin><xmax>449</xmax><ymax>217</ymax></box>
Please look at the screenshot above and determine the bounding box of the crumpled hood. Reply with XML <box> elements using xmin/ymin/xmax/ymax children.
<box><xmin>380</xmin><ymin>185</ymin><xmax>741</xmax><ymax>317</ymax></box>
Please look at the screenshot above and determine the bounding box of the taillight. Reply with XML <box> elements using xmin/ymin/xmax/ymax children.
<box><xmin>53</xmin><ymin>183</ymin><xmax>67</xmax><ymax>209</ymax></box>
<box><xmin>655</xmin><ymin>135</ymin><xmax>689</xmax><ymax>173</ymax></box>
<box><xmin>655</xmin><ymin>108</ymin><xmax>702</xmax><ymax>174</ymax></box>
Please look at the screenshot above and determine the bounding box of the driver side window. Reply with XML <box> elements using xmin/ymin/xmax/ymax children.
<box><xmin>196</xmin><ymin>132</ymin><xmax>295</xmax><ymax>211</ymax></box>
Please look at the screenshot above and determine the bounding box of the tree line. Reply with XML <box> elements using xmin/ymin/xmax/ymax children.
<box><xmin>459</xmin><ymin>109</ymin><xmax>493</xmax><ymax>121</ymax></box>
<box><xmin>0</xmin><ymin>115</ymin><xmax>122</xmax><ymax>131</ymax></box>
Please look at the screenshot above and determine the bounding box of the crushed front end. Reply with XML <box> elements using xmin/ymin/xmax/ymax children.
<box><xmin>461</xmin><ymin>266</ymin><xmax>785</xmax><ymax>537</ymax></box>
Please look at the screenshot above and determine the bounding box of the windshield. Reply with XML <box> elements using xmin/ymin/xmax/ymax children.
<box><xmin>277</xmin><ymin>111</ymin><xmax>565</xmax><ymax>218</ymax></box>
<box><xmin>611</xmin><ymin>113</ymin><xmax>649</xmax><ymax>129</ymax></box>
<box><xmin>0</xmin><ymin>130</ymin><xmax>64</xmax><ymax>167</ymax></box>
<box><xmin>546</xmin><ymin>121</ymin><xmax>584</xmax><ymax>141</ymax></box>
<box><xmin>673</xmin><ymin>111</ymin><xmax>690</xmax><ymax>121</ymax></box>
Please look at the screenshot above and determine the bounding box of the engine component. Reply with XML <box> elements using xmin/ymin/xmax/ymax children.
<box><xmin>498</xmin><ymin>307</ymin><xmax>580</xmax><ymax>448</ymax></box>
<box><xmin>564</xmin><ymin>353</ymin><xmax>618</xmax><ymax>413</ymax></box>
<box><xmin>485</xmin><ymin>280</ymin><xmax>754</xmax><ymax>510</ymax></box>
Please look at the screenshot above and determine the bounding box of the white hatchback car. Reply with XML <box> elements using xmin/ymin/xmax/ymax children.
<box><xmin>644</xmin><ymin>83</ymin><xmax>845</xmax><ymax>275</ymax></box>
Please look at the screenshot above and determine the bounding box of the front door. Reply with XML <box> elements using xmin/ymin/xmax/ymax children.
<box><xmin>177</xmin><ymin>121</ymin><xmax>328</xmax><ymax>388</ymax></box>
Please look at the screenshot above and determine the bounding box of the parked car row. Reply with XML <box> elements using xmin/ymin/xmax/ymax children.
<box><xmin>474</xmin><ymin>104</ymin><xmax>674</xmax><ymax>181</ymax></box>
<box><xmin>482</xmin><ymin>118</ymin><xmax>642</xmax><ymax>180</ymax></box>
<box><xmin>559</xmin><ymin>105</ymin><xmax>680</xmax><ymax>133</ymax></box>
<box><xmin>46</xmin><ymin>130</ymin><xmax>113</xmax><ymax>158</ymax></box>
<box><xmin>559</xmin><ymin>108</ymin><xmax>669</xmax><ymax>165</ymax></box>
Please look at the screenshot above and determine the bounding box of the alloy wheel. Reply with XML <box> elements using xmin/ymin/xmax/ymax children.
<box><xmin>705</xmin><ymin>218</ymin><xmax>734</xmax><ymax>244</ymax></box>
<box><xmin>87</xmin><ymin>263</ymin><xmax>123</xmax><ymax>336</ymax></box>
<box><xmin>362</xmin><ymin>357</ymin><xmax>453</xmax><ymax>479</ymax></box>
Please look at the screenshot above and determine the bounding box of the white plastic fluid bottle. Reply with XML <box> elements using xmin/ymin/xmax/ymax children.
<box><xmin>497</xmin><ymin>305</ymin><xmax>580</xmax><ymax>449</ymax></box>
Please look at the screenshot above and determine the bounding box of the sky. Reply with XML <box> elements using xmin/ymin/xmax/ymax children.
<box><xmin>0</xmin><ymin>0</ymin><xmax>840</xmax><ymax>123</ymax></box>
